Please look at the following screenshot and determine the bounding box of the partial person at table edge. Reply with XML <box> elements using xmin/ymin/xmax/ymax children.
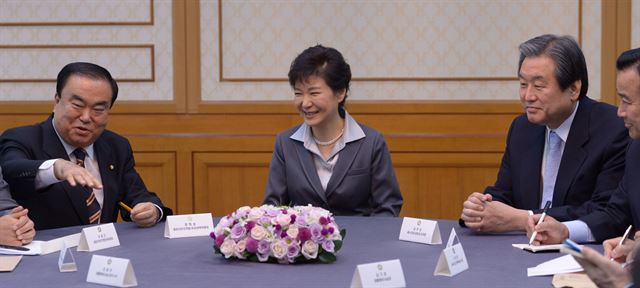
<box><xmin>460</xmin><ymin>34</ymin><xmax>628</xmax><ymax>233</ymax></box>
<box><xmin>263</xmin><ymin>45</ymin><xmax>403</xmax><ymax>216</ymax></box>
<box><xmin>0</xmin><ymin>62</ymin><xmax>173</xmax><ymax>230</ymax></box>
<box><xmin>0</xmin><ymin>166</ymin><xmax>35</xmax><ymax>246</ymax></box>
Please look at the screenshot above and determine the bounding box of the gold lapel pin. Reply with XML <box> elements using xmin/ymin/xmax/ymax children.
<box><xmin>109</xmin><ymin>165</ymin><xmax>115</xmax><ymax>171</ymax></box>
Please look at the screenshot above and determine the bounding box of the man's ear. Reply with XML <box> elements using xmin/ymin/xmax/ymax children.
<box><xmin>569</xmin><ymin>80</ymin><xmax>581</xmax><ymax>101</ymax></box>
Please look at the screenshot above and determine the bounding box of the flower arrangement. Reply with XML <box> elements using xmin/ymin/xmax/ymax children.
<box><xmin>211</xmin><ymin>205</ymin><xmax>346</xmax><ymax>264</ymax></box>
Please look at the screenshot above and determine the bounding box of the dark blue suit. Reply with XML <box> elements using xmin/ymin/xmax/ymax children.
<box><xmin>263</xmin><ymin>123</ymin><xmax>402</xmax><ymax>216</ymax></box>
<box><xmin>0</xmin><ymin>115</ymin><xmax>172</xmax><ymax>230</ymax></box>
<box><xmin>581</xmin><ymin>140</ymin><xmax>640</xmax><ymax>242</ymax></box>
<box><xmin>486</xmin><ymin>97</ymin><xmax>629</xmax><ymax>221</ymax></box>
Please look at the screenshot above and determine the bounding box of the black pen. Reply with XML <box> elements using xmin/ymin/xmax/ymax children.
<box><xmin>0</xmin><ymin>243</ymin><xmax>30</xmax><ymax>251</ymax></box>
<box><xmin>529</xmin><ymin>201</ymin><xmax>552</xmax><ymax>245</ymax></box>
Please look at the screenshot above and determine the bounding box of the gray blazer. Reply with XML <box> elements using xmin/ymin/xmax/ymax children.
<box><xmin>0</xmin><ymin>166</ymin><xmax>18</xmax><ymax>215</ymax></box>
<box><xmin>263</xmin><ymin>123</ymin><xmax>403</xmax><ymax>216</ymax></box>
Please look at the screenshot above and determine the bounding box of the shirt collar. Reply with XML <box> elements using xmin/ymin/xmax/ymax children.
<box><xmin>547</xmin><ymin>100</ymin><xmax>579</xmax><ymax>143</ymax></box>
<box><xmin>51</xmin><ymin>118</ymin><xmax>95</xmax><ymax>160</ymax></box>
<box><xmin>290</xmin><ymin>110</ymin><xmax>365</xmax><ymax>144</ymax></box>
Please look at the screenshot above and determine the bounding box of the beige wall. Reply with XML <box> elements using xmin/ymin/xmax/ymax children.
<box><xmin>0</xmin><ymin>0</ymin><xmax>636</xmax><ymax>219</ymax></box>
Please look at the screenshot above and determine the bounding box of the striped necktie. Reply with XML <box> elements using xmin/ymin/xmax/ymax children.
<box><xmin>72</xmin><ymin>148</ymin><xmax>101</xmax><ymax>224</ymax></box>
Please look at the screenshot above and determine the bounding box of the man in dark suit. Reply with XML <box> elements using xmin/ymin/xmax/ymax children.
<box><xmin>529</xmin><ymin>48</ymin><xmax>640</xmax><ymax>286</ymax></box>
<box><xmin>460</xmin><ymin>35</ymin><xmax>628</xmax><ymax>233</ymax></box>
<box><xmin>529</xmin><ymin>48</ymin><xmax>640</xmax><ymax>248</ymax></box>
<box><xmin>0</xmin><ymin>62</ymin><xmax>172</xmax><ymax>230</ymax></box>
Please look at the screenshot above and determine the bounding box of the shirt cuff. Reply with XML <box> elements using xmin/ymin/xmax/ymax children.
<box><xmin>152</xmin><ymin>203</ymin><xmax>164</xmax><ymax>223</ymax></box>
<box><xmin>563</xmin><ymin>220</ymin><xmax>596</xmax><ymax>243</ymax></box>
<box><xmin>35</xmin><ymin>159</ymin><xmax>63</xmax><ymax>190</ymax></box>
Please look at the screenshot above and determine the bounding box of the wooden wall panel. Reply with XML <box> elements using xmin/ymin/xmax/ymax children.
<box><xmin>132</xmin><ymin>152</ymin><xmax>177</xmax><ymax>213</ymax></box>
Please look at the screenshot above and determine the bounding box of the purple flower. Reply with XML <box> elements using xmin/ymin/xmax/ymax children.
<box><xmin>246</xmin><ymin>237</ymin><xmax>258</xmax><ymax>253</ymax></box>
<box><xmin>290</xmin><ymin>214</ymin><xmax>297</xmax><ymax>224</ymax></box>
<box><xmin>275</xmin><ymin>224</ymin><xmax>282</xmax><ymax>231</ymax></box>
<box><xmin>257</xmin><ymin>240</ymin><xmax>270</xmax><ymax>254</ymax></box>
<box><xmin>287</xmin><ymin>243</ymin><xmax>300</xmax><ymax>258</ymax></box>
<box><xmin>322</xmin><ymin>240</ymin><xmax>335</xmax><ymax>252</ymax></box>
<box><xmin>210</xmin><ymin>232</ymin><xmax>216</xmax><ymax>239</ymax></box>
<box><xmin>230</xmin><ymin>224</ymin><xmax>247</xmax><ymax>240</ymax></box>
<box><xmin>257</xmin><ymin>252</ymin><xmax>269</xmax><ymax>262</ymax></box>
<box><xmin>214</xmin><ymin>234</ymin><xmax>226</xmax><ymax>248</ymax></box>
<box><xmin>321</xmin><ymin>228</ymin><xmax>328</xmax><ymax>236</ymax></box>
<box><xmin>328</xmin><ymin>227</ymin><xmax>335</xmax><ymax>234</ymax></box>
<box><xmin>319</xmin><ymin>216</ymin><xmax>329</xmax><ymax>225</ymax></box>
<box><xmin>297</xmin><ymin>227</ymin><xmax>311</xmax><ymax>242</ymax></box>
<box><xmin>244</xmin><ymin>221</ymin><xmax>256</xmax><ymax>231</ymax></box>
<box><xmin>280</xmin><ymin>231</ymin><xmax>287</xmax><ymax>238</ymax></box>
<box><xmin>310</xmin><ymin>224</ymin><xmax>324</xmax><ymax>241</ymax></box>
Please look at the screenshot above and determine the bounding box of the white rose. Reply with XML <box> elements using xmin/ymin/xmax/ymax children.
<box><xmin>234</xmin><ymin>239</ymin><xmax>247</xmax><ymax>259</ymax></box>
<box><xmin>220</xmin><ymin>239</ymin><xmax>236</xmax><ymax>259</ymax></box>
<box><xmin>236</xmin><ymin>206</ymin><xmax>251</xmax><ymax>218</ymax></box>
<box><xmin>271</xmin><ymin>240</ymin><xmax>287</xmax><ymax>259</ymax></box>
<box><xmin>251</xmin><ymin>225</ymin><xmax>268</xmax><ymax>241</ymax></box>
<box><xmin>301</xmin><ymin>240</ymin><xmax>319</xmax><ymax>259</ymax></box>
<box><xmin>275</xmin><ymin>213</ymin><xmax>291</xmax><ymax>227</ymax></box>
<box><xmin>247</xmin><ymin>208</ymin><xmax>264</xmax><ymax>221</ymax></box>
<box><xmin>286</xmin><ymin>225</ymin><xmax>299</xmax><ymax>239</ymax></box>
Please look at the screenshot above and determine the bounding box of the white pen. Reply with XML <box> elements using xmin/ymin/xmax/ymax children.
<box><xmin>611</xmin><ymin>225</ymin><xmax>633</xmax><ymax>261</ymax></box>
<box><xmin>529</xmin><ymin>201</ymin><xmax>552</xmax><ymax>245</ymax></box>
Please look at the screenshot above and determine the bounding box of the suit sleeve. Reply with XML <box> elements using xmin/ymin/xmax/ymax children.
<box><xmin>119</xmin><ymin>139</ymin><xmax>172</xmax><ymax>221</ymax></box>
<box><xmin>0</xmin><ymin>128</ymin><xmax>46</xmax><ymax>200</ymax></box>
<box><xmin>263</xmin><ymin>134</ymin><xmax>289</xmax><ymax>206</ymax></box>
<box><xmin>484</xmin><ymin>121</ymin><xmax>516</xmax><ymax>206</ymax></box>
<box><xmin>369</xmin><ymin>133</ymin><xmax>403</xmax><ymax>217</ymax></box>
<box><xmin>544</xmin><ymin>126</ymin><xmax>628</xmax><ymax>221</ymax></box>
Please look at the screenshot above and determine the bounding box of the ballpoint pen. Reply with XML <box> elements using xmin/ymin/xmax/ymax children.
<box><xmin>529</xmin><ymin>201</ymin><xmax>552</xmax><ymax>245</ymax></box>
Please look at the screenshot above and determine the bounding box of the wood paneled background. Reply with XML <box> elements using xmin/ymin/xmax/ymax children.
<box><xmin>0</xmin><ymin>0</ymin><xmax>635</xmax><ymax>220</ymax></box>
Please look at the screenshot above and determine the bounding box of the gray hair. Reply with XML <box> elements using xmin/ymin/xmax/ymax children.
<box><xmin>518</xmin><ymin>34</ymin><xmax>588</xmax><ymax>99</ymax></box>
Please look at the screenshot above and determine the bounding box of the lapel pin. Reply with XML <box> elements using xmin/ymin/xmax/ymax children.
<box><xmin>109</xmin><ymin>164</ymin><xmax>114</xmax><ymax>171</ymax></box>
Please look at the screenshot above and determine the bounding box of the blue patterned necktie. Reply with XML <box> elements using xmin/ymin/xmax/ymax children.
<box><xmin>72</xmin><ymin>148</ymin><xmax>101</xmax><ymax>224</ymax></box>
<box><xmin>541</xmin><ymin>131</ymin><xmax>562</xmax><ymax>209</ymax></box>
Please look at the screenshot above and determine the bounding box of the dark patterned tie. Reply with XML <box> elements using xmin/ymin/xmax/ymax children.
<box><xmin>72</xmin><ymin>148</ymin><xmax>101</xmax><ymax>224</ymax></box>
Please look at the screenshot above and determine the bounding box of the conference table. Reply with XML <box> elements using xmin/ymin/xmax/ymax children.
<box><xmin>4</xmin><ymin>216</ymin><xmax>594</xmax><ymax>287</ymax></box>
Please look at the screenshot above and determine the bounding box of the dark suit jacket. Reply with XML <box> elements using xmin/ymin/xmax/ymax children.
<box><xmin>581</xmin><ymin>140</ymin><xmax>640</xmax><ymax>242</ymax></box>
<box><xmin>263</xmin><ymin>123</ymin><xmax>403</xmax><ymax>216</ymax></box>
<box><xmin>486</xmin><ymin>97</ymin><xmax>629</xmax><ymax>221</ymax></box>
<box><xmin>0</xmin><ymin>116</ymin><xmax>172</xmax><ymax>230</ymax></box>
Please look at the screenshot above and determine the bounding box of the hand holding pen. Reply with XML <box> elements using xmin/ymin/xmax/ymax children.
<box><xmin>603</xmin><ymin>225</ymin><xmax>633</xmax><ymax>262</ymax></box>
<box><xmin>529</xmin><ymin>201</ymin><xmax>552</xmax><ymax>245</ymax></box>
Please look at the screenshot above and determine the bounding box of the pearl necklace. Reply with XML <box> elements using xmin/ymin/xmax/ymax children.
<box><xmin>313</xmin><ymin>128</ymin><xmax>344</xmax><ymax>146</ymax></box>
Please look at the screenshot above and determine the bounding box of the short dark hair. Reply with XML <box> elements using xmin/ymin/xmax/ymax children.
<box><xmin>518</xmin><ymin>34</ymin><xmax>588</xmax><ymax>99</ymax></box>
<box><xmin>56</xmin><ymin>62</ymin><xmax>118</xmax><ymax>107</ymax></box>
<box><xmin>616</xmin><ymin>48</ymin><xmax>640</xmax><ymax>77</ymax></box>
<box><xmin>288</xmin><ymin>45</ymin><xmax>351</xmax><ymax>117</ymax></box>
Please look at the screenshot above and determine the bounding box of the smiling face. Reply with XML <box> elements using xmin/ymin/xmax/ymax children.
<box><xmin>293</xmin><ymin>75</ymin><xmax>345</xmax><ymax>129</ymax></box>
<box><xmin>617</xmin><ymin>68</ymin><xmax>640</xmax><ymax>139</ymax></box>
<box><xmin>519</xmin><ymin>56</ymin><xmax>580</xmax><ymax>129</ymax></box>
<box><xmin>53</xmin><ymin>75</ymin><xmax>112</xmax><ymax>148</ymax></box>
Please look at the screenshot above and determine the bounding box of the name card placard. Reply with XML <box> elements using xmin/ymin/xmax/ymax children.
<box><xmin>77</xmin><ymin>223</ymin><xmax>120</xmax><ymax>252</ymax></box>
<box><xmin>434</xmin><ymin>228</ymin><xmax>469</xmax><ymax>277</ymax></box>
<box><xmin>398</xmin><ymin>217</ymin><xmax>442</xmax><ymax>245</ymax></box>
<box><xmin>350</xmin><ymin>259</ymin><xmax>406</xmax><ymax>288</ymax></box>
<box><xmin>58</xmin><ymin>242</ymin><xmax>77</xmax><ymax>272</ymax></box>
<box><xmin>164</xmin><ymin>213</ymin><xmax>214</xmax><ymax>239</ymax></box>
<box><xmin>86</xmin><ymin>255</ymin><xmax>137</xmax><ymax>287</ymax></box>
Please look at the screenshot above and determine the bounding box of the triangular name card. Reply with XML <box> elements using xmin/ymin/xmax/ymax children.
<box><xmin>350</xmin><ymin>259</ymin><xmax>406</xmax><ymax>288</ymax></box>
<box><xmin>398</xmin><ymin>217</ymin><xmax>441</xmax><ymax>245</ymax></box>
<box><xmin>164</xmin><ymin>213</ymin><xmax>214</xmax><ymax>239</ymax></box>
<box><xmin>434</xmin><ymin>228</ymin><xmax>469</xmax><ymax>277</ymax></box>
<box><xmin>86</xmin><ymin>255</ymin><xmax>137</xmax><ymax>287</ymax></box>
<box><xmin>77</xmin><ymin>223</ymin><xmax>120</xmax><ymax>252</ymax></box>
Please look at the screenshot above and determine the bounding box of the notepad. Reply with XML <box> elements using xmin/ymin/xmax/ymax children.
<box><xmin>512</xmin><ymin>243</ymin><xmax>564</xmax><ymax>253</ymax></box>
<box><xmin>0</xmin><ymin>233</ymin><xmax>81</xmax><ymax>256</ymax></box>
<box><xmin>527</xmin><ymin>254</ymin><xmax>583</xmax><ymax>277</ymax></box>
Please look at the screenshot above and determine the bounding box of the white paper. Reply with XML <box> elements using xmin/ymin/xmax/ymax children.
<box><xmin>350</xmin><ymin>259</ymin><xmax>406</xmax><ymax>288</ymax></box>
<box><xmin>164</xmin><ymin>213</ymin><xmax>214</xmax><ymax>239</ymax></box>
<box><xmin>0</xmin><ymin>233</ymin><xmax>80</xmax><ymax>256</ymax></box>
<box><xmin>398</xmin><ymin>217</ymin><xmax>442</xmax><ymax>245</ymax></box>
<box><xmin>512</xmin><ymin>243</ymin><xmax>564</xmax><ymax>253</ymax></box>
<box><xmin>77</xmin><ymin>223</ymin><xmax>120</xmax><ymax>252</ymax></box>
<box><xmin>86</xmin><ymin>255</ymin><xmax>138</xmax><ymax>287</ymax></box>
<box><xmin>434</xmin><ymin>228</ymin><xmax>469</xmax><ymax>277</ymax></box>
<box><xmin>527</xmin><ymin>254</ymin><xmax>583</xmax><ymax>277</ymax></box>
